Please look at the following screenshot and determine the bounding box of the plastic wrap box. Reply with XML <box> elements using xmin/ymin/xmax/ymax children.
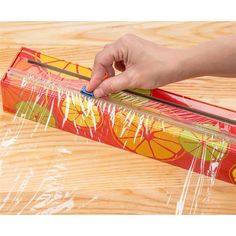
<box><xmin>1</xmin><ymin>47</ymin><xmax>236</xmax><ymax>184</ymax></box>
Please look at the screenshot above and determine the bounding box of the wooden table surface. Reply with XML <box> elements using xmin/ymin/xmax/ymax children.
<box><xmin>0</xmin><ymin>22</ymin><xmax>236</xmax><ymax>214</ymax></box>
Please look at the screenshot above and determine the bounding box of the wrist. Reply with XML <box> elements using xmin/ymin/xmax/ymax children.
<box><xmin>177</xmin><ymin>47</ymin><xmax>206</xmax><ymax>81</ymax></box>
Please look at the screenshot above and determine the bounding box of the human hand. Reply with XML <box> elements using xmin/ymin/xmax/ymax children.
<box><xmin>86</xmin><ymin>34</ymin><xmax>188</xmax><ymax>98</ymax></box>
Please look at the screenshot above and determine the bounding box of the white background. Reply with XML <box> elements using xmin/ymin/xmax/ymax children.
<box><xmin>0</xmin><ymin>0</ymin><xmax>236</xmax><ymax>20</ymax></box>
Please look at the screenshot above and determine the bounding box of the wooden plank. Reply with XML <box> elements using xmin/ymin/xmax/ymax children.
<box><xmin>0</xmin><ymin>22</ymin><xmax>236</xmax><ymax>214</ymax></box>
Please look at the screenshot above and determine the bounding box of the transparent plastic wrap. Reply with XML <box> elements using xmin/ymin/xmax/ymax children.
<box><xmin>0</xmin><ymin>48</ymin><xmax>236</xmax><ymax>214</ymax></box>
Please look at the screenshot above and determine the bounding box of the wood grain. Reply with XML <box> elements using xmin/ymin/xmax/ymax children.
<box><xmin>0</xmin><ymin>22</ymin><xmax>236</xmax><ymax>214</ymax></box>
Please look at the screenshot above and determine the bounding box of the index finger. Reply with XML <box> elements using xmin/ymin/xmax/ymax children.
<box><xmin>86</xmin><ymin>43</ymin><xmax>118</xmax><ymax>92</ymax></box>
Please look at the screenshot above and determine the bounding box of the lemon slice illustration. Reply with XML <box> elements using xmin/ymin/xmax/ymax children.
<box><xmin>40</xmin><ymin>54</ymin><xmax>92</xmax><ymax>80</ymax></box>
<box><xmin>179</xmin><ymin>124</ymin><xmax>228</xmax><ymax>161</ymax></box>
<box><xmin>15</xmin><ymin>101</ymin><xmax>56</xmax><ymax>127</ymax></box>
<box><xmin>230</xmin><ymin>166</ymin><xmax>236</xmax><ymax>183</ymax></box>
<box><xmin>112</xmin><ymin>111</ymin><xmax>183</xmax><ymax>160</ymax></box>
<box><xmin>61</xmin><ymin>96</ymin><xmax>102</xmax><ymax>128</ymax></box>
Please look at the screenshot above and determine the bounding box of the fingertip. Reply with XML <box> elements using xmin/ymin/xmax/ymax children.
<box><xmin>86</xmin><ymin>71</ymin><xmax>103</xmax><ymax>92</ymax></box>
<box><xmin>85</xmin><ymin>83</ymin><xmax>93</xmax><ymax>92</ymax></box>
<box><xmin>86</xmin><ymin>77</ymin><xmax>97</xmax><ymax>92</ymax></box>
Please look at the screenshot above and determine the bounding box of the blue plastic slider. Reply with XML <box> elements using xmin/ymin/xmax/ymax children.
<box><xmin>80</xmin><ymin>85</ymin><xmax>94</xmax><ymax>97</ymax></box>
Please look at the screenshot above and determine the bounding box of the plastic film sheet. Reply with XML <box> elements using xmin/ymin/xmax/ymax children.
<box><xmin>0</xmin><ymin>47</ymin><xmax>236</xmax><ymax>214</ymax></box>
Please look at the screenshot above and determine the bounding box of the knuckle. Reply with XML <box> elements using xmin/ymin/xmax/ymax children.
<box><xmin>94</xmin><ymin>51</ymin><xmax>103</xmax><ymax>62</ymax></box>
<box><xmin>119</xmin><ymin>33</ymin><xmax>135</xmax><ymax>44</ymax></box>
<box><xmin>103</xmin><ymin>43</ymin><xmax>111</xmax><ymax>49</ymax></box>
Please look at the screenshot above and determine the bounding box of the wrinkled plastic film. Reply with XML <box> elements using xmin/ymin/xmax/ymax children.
<box><xmin>1</xmin><ymin>48</ymin><xmax>236</xmax><ymax>214</ymax></box>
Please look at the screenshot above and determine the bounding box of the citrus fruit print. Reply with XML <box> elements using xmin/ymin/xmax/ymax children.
<box><xmin>179</xmin><ymin>124</ymin><xmax>228</xmax><ymax>161</ymax></box>
<box><xmin>109</xmin><ymin>90</ymin><xmax>150</xmax><ymax>108</ymax></box>
<box><xmin>15</xmin><ymin>101</ymin><xmax>56</xmax><ymax>127</ymax></box>
<box><xmin>61</xmin><ymin>96</ymin><xmax>102</xmax><ymax>128</ymax></box>
<box><xmin>132</xmin><ymin>88</ymin><xmax>151</xmax><ymax>96</ymax></box>
<box><xmin>112</xmin><ymin>111</ymin><xmax>184</xmax><ymax>160</ymax></box>
<box><xmin>230</xmin><ymin>166</ymin><xmax>236</xmax><ymax>183</ymax></box>
<box><xmin>109</xmin><ymin>90</ymin><xmax>164</xmax><ymax>117</ymax></box>
<box><xmin>40</xmin><ymin>54</ymin><xmax>92</xmax><ymax>80</ymax></box>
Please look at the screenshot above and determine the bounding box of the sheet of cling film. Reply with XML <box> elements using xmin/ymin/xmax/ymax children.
<box><xmin>0</xmin><ymin>47</ymin><xmax>236</xmax><ymax>214</ymax></box>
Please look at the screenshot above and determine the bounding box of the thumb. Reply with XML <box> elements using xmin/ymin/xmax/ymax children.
<box><xmin>93</xmin><ymin>71</ymin><xmax>131</xmax><ymax>98</ymax></box>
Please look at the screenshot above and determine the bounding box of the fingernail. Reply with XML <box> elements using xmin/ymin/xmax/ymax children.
<box><xmin>86</xmin><ymin>84</ymin><xmax>92</xmax><ymax>92</ymax></box>
<box><xmin>94</xmin><ymin>88</ymin><xmax>105</xmax><ymax>98</ymax></box>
